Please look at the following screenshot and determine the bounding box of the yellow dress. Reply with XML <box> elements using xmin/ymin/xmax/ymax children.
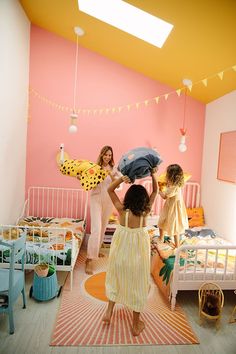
<box><xmin>105</xmin><ymin>210</ymin><xmax>150</xmax><ymax>312</ymax></box>
<box><xmin>158</xmin><ymin>185</ymin><xmax>189</xmax><ymax>236</ymax></box>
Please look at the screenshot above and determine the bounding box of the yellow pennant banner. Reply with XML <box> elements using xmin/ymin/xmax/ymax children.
<box><xmin>29</xmin><ymin>64</ymin><xmax>236</xmax><ymax>116</ymax></box>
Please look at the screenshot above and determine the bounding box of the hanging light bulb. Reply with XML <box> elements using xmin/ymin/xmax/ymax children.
<box><xmin>68</xmin><ymin>112</ymin><xmax>78</xmax><ymax>133</ymax></box>
<box><xmin>178</xmin><ymin>134</ymin><xmax>187</xmax><ymax>152</ymax></box>
<box><xmin>68</xmin><ymin>26</ymin><xmax>84</xmax><ymax>133</ymax></box>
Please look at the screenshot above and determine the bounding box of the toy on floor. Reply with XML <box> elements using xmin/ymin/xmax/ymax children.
<box><xmin>229</xmin><ymin>290</ymin><xmax>236</xmax><ymax>324</ymax></box>
<box><xmin>198</xmin><ymin>282</ymin><xmax>224</xmax><ymax>329</ymax></box>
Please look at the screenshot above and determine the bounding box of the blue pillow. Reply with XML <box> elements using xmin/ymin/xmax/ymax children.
<box><xmin>118</xmin><ymin>147</ymin><xmax>162</xmax><ymax>182</ymax></box>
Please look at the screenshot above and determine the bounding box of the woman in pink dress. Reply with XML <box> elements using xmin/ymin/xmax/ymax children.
<box><xmin>85</xmin><ymin>146</ymin><xmax>119</xmax><ymax>274</ymax></box>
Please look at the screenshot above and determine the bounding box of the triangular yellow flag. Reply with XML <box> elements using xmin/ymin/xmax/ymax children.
<box><xmin>232</xmin><ymin>65</ymin><xmax>236</xmax><ymax>72</ymax></box>
<box><xmin>154</xmin><ymin>97</ymin><xmax>159</xmax><ymax>104</ymax></box>
<box><xmin>144</xmin><ymin>100</ymin><xmax>149</xmax><ymax>106</ymax></box>
<box><xmin>164</xmin><ymin>93</ymin><xmax>169</xmax><ymax>100</ymax></box>
<box><xmin>176</xmin><ymin>89</ymin><xmax>181</xmax><ymax>96</ymax></box>
<box><xmin>202</xmin><ymin>79</ymin><xmax>208</xmax><ymax>87</ymax></box>
<box><xmin>218</xmin><ymin>71</ymin><xmax>224</xmax><ymax>80</ymax></box>
<box><xmin>187</xmin><ymin>84</ymin><xmax>192</xmax><ymax>92</ymax></box>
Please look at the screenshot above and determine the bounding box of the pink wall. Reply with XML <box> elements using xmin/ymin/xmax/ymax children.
<box><xmin>26</xmin><ymin>25</ymin><xmax>205</xmax><ymax>194</ymax></box>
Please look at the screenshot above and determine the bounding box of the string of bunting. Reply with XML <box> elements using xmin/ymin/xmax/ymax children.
<box><xmin>30</xmin><ymin>64</ymin><xmax>236</xmax><ymax>115</ymax></box>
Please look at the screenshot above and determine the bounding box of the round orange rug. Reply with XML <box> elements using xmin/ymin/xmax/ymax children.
<box><xmin>84</xmin><ymin>271</ymin><xmax>108</xmax><ymax>302</ymax></box>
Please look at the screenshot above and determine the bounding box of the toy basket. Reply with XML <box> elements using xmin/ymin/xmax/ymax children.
<box><xmin>30</xmin><ymin>265</ymin><xmax>62</xmax><ymax>301</ymax></box>
<box><xmin>198</xmin><ymin>282</ymin><xmax>224</xmax><ymax>328</ymax></box>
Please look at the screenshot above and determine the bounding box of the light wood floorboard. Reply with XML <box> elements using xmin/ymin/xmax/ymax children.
<box><xmin>0</xmin><ymin>268</ymin><xmax>235</xmax><ymax>354</ymax></box>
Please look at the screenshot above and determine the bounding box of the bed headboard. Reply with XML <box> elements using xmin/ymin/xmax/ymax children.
<box><xmin>21</xmin><ymin>187</ymin><xmax>88</xmax><ymax>220</ymax></box>
<box><xmin>141</xmin><ymin>180</ymin><xmax>200</xmax><ymax>216</ymax></box>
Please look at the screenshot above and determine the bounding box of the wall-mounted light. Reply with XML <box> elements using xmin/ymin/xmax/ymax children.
<box><xmin>68</xmin><ymin>26</ymin><xmax>84</xmax><ymax>133</ymax></box>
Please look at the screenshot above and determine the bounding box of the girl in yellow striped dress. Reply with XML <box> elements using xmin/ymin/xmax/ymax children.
<box><xmin>102</xmin><ymin>170</ymin><xmax>158</xmax><ymax>336</ymax></box>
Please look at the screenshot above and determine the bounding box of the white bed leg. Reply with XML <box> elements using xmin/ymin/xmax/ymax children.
<box><xmin>171</xmin><ymin>292</ymin><xmax>177</xmax><ymax>311</ymax></box>
<box><xmin>70</xmin><ymin>270</ymin><xmax>73</xmax><ymax>290</ymax></box>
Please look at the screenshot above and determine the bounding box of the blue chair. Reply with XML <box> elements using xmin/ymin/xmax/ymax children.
<box><xmin>0</xmin><ymin>232</ymin><xmax>26</xmax><ymax>334</ymax></box>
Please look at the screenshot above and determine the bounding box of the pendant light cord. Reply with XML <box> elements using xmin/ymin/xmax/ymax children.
<box><xmin>182</xmin><ymin>87</ymin><xmax>187</xmax><ymax>131</ymax></box>
<box><xmin>73</xmin><ymin>34</ymin><xmax>79</xmax><ymax>113</ymax></box>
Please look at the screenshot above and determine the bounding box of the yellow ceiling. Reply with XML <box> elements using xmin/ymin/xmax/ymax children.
<box><xmin>20</xmin><ymin>0</ymin><xmax>236</xmax><ymax>103</ymax></box>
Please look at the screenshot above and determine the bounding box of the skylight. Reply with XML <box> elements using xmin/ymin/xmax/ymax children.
<box><xmin>78</xmin><ymin>0</ymin><xmax>173</xmax><ymax>48</ymax></box>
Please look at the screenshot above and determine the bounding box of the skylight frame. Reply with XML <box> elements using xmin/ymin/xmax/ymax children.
<box><xmin>78</xmin><ymin>0</ymin><xmax>173</xmax><ymax>48</ymax></box>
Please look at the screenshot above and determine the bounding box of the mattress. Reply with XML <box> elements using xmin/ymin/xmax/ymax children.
<box><xmin>0</xmin><ymin>217</ymin><xmax>86</xmax><ymax>266</ymax></box>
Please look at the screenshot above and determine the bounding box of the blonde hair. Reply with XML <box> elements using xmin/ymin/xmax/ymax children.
<box><xmin>97</xmin><ymin>146</ymin><xmax>114</xmax><ymax>168</ymax></box>
<box><xmin>166</xmin><ymin>164</ymin><xmax>184</xmax><ymax>187</ymax></box>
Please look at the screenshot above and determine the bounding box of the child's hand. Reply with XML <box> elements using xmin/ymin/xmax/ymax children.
<box><xmin>121</xmin><ymin>175</ymin><xmax>131</xmax><ymax>184</ymax></box>
<box><xmin>151</xmin><ymin>167</ymin><xmax>158</xmax><ymax>174</ymax></box>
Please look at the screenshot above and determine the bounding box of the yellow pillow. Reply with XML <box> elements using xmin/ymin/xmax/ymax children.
<box><xmin>186</xmin><ymin>207</ymin><xmax>205</xmax><ymax>227</ymax></box>
<box><xmin>158</xmin><ymin>172</ymin><xmax>191</xmax><ymax>183</ymax></box>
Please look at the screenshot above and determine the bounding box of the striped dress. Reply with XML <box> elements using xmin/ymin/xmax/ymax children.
<box><xmin>105</xmin><ymin>210</ymin><xmax>150</xmax><ymax>312</ymax></box>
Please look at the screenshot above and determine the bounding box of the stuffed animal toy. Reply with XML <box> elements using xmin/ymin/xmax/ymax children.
<box><xmin>202</xmin><ymin>293</ymin><xmax>220</xmax><ymax>316</ymax></box>
<box><xmin>118</xmin><ymin>147</ymin><xmax>162</xmax><ymax>183</ymax></box>
<box><xmin>59</xmin><ymin>159</ymin><xmax>108</xmax><ymax>191</ymax></box>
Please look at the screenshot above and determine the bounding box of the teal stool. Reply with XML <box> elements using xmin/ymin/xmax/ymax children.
<box><xmin>30</xmin><ymin>267</ymin><xmax>62</xmax><ymax>301</ymax></box>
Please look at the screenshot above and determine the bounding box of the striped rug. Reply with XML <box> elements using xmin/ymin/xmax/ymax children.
<box><xmin>50</xmin><ymin>251</ymin><xmax>198</xmax><ymax>346</ymax></box>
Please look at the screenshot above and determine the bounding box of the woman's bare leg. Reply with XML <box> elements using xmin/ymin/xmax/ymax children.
<box><xmin>85</xmin><ymin>258</ymin><xmax>93</xmax><ymax>275</ymax></box>
<box><xmin>132</xmin><ymin>311</ymin><xmax>145</xmax><ymax>336</ymax></box>
<box><xmin>174</xmin><ymin>234</ymin><xmax>180</xmax><ymax>248</ymax></box>
<box><xmin>159</xmin><ymin>228</ymin><xmax>164</xmax><ymax>242</ymax></box>
<box><xmin>102</xmin><ymin>300</ymin><xmax>115</xmax><ymax>324</ymax></box>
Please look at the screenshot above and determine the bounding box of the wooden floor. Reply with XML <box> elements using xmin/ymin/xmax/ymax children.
<box><xmin>0</xmin><ymin>266</ymin><xmax>236</xmax><ymax>354</ymax></box>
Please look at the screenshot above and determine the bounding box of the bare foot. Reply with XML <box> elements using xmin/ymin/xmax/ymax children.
<box><xmin>132</xmin><ymin>320</ymin><xmax>145</xmax><ymax>336</ymax></box>
<box><xmin>102</xmin><ymin>310</ymin><xmax>112</xmax><ymax>324</ymax></box>
<box><xmin>85</xmin><ymin>259</ymin><xmax>93</xmax><ymax>275</ymax></box>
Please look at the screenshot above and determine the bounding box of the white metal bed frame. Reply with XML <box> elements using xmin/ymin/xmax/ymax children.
<box><xmin>141</xmin><ymin>179</ymin><xmax>200</xmax><ymax>213</ymax></box>
<box><xmin>171</xmin><ymin>244</ymin><xmax>236</xmax><ymax>310</ymax></box>
<box><xmin>0</xmin><ymin>187</ymin><xmax>88</xmax><ymax>289</ymax></box>
<box><xmin>141</xmin><ymin>180</ymin><xmax>236</xmax><ymax>311</ymax></box>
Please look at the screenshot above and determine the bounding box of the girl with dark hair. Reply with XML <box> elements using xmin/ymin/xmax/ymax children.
<box><xmin>102</xmin><ymin>169</ymin><xmax>158</xmax><ymax>336</ymax></box>
<box><xmin>158</xmin><ymin>164</ymin><xmax>188</xmax><ymax>248</ymax></box>
<box><xmin>85</xmin><ymin>146</ymin><xmax>120</xmax><ymax>274</ymax></box>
